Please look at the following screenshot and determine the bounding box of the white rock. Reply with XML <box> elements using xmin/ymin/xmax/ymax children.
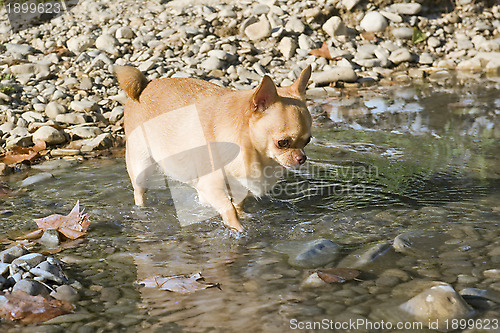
<box><xmin>95</xmin><ymin>34</ymin><xmax>119</xmax><ymax>55</ymax></box>
<box><xmin>380</xmin><ymin>11</ymin><xmax>403</xmax><ymax>23</ymax></box>
<box><xmin>418</xmin><ymin>52</ymin><xmax>434</xmax><ymax>65</ymax></box>
<box><xmin>200</xmin><ymin>57</ymin><xmax>225</xmax><ymax>71</ymax></box>
<box><xmin>427</xmin><ymin>37</ymin><xmax>442</xmax><ymax>48</ymax></box>
<box><xmin>70</xmin><ymin>100</ymin><xmax>98</xmax><ymax>112</ymax></box>
<box><xmin>392</xmin><ymin>27</ymin><xmax>413</xmax><ymax>39</ymax></box>
<box><xmin>21</xmin><ymin>111</ymin><xmax>45</xmax><ymax>123</ymax></box>
<box><xmin>311</xmin><ymin>68</ymin><xmax>358</xmax><ymax>85</ymax></box>
<box><xmin>55</xmin><ymin>113</ymin><xmax>89</xmax><ymax>125</ymax></box>
<box><xmin>399</xmin><ymin>282</ymin><xmax>474</xmax><ymax>329</ymax></box>
<box><xmin>109</xmin><ymin>107</ymin><xmax>124</xmax><ymax>123</ymax></box>
<box><xmin>389</xmin><ymin>48</ymin><xmax>414</xmax><ymax>64</ymax></box>
<box><xmin>342</xmin><ymin>0</ymin><xmax>361</xmax><ymax>11</ymax></box>
<box><xmin>70</xmin><ymin>126</ymin><xmax>103</xmax><ymax>139</ymax></box>
<box><xmin>278</xmin><ymin>37</ymin><xmax>297</xmax><ymax>59</ymax></box>
<box><xmin>66</xmin><ymin>36</ymin><xmax>95</xmax><ymax>54</ymax></box>
<box><xmin>285</xmin><ymin>17</ymin><xmax>306</xmax><ymax>34</ymax></box>
<box><xmin>245</xmin><ymin>17</ymin><xmax>271</xmax><ymax>41</ymax></box>
<box><xmin>32</xmin><ymin>126</ymin><xmax>66</xmax><ymax>145</ymax></box>
<box><xmin>360</xmin><ymin>12</ymin><xmax>388</xmax><ymax>32</ymax></box>
<box><xmin>456</xmin><ymin>58</ymin><xmax>482</xmax><ymax>71</ymax></box>
<box><xmin>5</xmin><ymin>43</ymin><xmax>34</xmax><ymax>56</ymax></box>
<box><xmin>116</xmin><ymin>26</ymin><xmax>134</xmax><ymax>40</ymax></box>
<box><xmin>322</xmin><ymin>16</ymin><xmax>346</xmax><ymax>37</ymax></box>
<box><xmin>20</xmin><ymin>173</ymin><xmax>54</xmax><ymax>187</ymax></box>
<box><xmin>298</xmin><ymin>34</ymin><xmax>315</xmax><ymax>50</ymax></box>
<box><xmin>388</xmin><ymin>3</ymin><xmax>422</xmax><ymax>15</ymax></box>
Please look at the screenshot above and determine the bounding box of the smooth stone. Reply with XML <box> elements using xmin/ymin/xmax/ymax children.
<box><xmin>43</xmin><ymin>313</ymin><xmax>93</xmax><ymax>325</ymax></box>
<box><xmin>11</xmin><ymin>253</ymin><xmax>45</xmax><ymax>268</ymax></box>
<box><xmin>311</xmin><ymin>68</ymin><xmax>358</xmax><ymax>85</ymax></box>
<box><xmin>337</xmin><ymin>243</ymin><xmax>393</xmax><ymax>269</ymax></box>
<box><xmin>70</xmin><ymin>126</ymin><xmax>103</xmax><ymax>139</ymax></box>
<box><xmin>9</xmin><ymin>63</ymin><xmax>49</xmax><ymax>76</ymax></box>
<box><xmin>80</xmin><ymin>133</ymin><xmax>113</xmax><ymax>151</ymax></box>
<box><xmin>32</xmin><ymin>126</ymin><xmax>66</xmax><ymax>145</ymax></box>
<box><xmin>200</xmin><ymin>57</ymin><xmax>225</xmax><ymax>71</ymax></box>
<box><xmin>70</xmin><ymin>100</ymin><xmax>98</xmax><ymax>112</ymax></box>
<box><xmin>419</xmin><ymin>52</ymin><xmax>434</xmax><ymax>65</ymax></box>
<box><xmin>12</xmin><ymin>279</ymin><xmax>50</xmax><ymax>296</ymax></box>
<box><xmin>289</xmin><ymin>239</ymin><xmax>340</xmax><ymax>268</ymax></box>
<box><xmin>391</xmin><ymin>27</ymin><xmax>413</xmax><ymax>40</ymax></box>
<box><xmin>22</xmin><ymin>111</ymin><xmax>45</xmax><ymax>123</ymax></box>
<box><xmin>95</xmin><ymin>34</ymin><xmax>119</xmax><ymax>55</ymax></box>
<box><xmin>285</xmin><ymin>17</ymin><xmax>306</xmax><ymax>34</ymax></box>
<box><xmin>388</xmin><ymin>3</ymin><xmax>422</xmax><ymax>15</ymax></box>
<box><xmin>0</xmin><ymin>246</ymin><xmax>28</xmax><ymax>263</ymax></box>
<box><xmin>39</xmin><ymin>230</ymin><xmax>61</xmax><ymax>247</ymax></box>
<box><xmin>360</xmin><ymin>12</ymin><xmax>388</xmax><ymax>32</ymax></box>
<box><xmin>399</xmin><ymin>282</ymin><xmax>474</xmax><ymax>328</ymax></box>
<box><xmin>323</xmin><ymin>16</ymin><xmax>346</xmax><ymax>37</ymax></box>
<box><xmin>66</xmin><ymin>35</ymin><xmax>95</xmax><ymax>54</ymax></box>
<box><xmin>116</xmin><ymin>26</ymin><xmax>134</xmax><ymax>40</ymax></box>
<box><xmin>50</xmin><ymin>149</ymin><xmax>82</xmax><ymax>157</ymax></box>
<box><xmin>389</xmin><ymin>48</ymin><xmax>414</xmax><ymax>64</ymax></box>
<box><xmin>278</xmin><ymin>37</ymin><xmax>297</xmax><ymax>59</ymax></box>
<box><xmin>55</xmin><ymin>113</ymin><xmax>89</xmax><ymax>124</ymax></box>
<box><xmin>301</xmin><ymin>272</ymin><xmax>328</xmax><ymax>288</ymax></box>
<box><xmin>109</xmin><ymin>107</ymin><xmax>124</xmax><ymax>123</ymax></box>
<box><xmin>342</xmin><ymin>0</ymin><xmax>361</xmax><ymax>11</ymax></box>
<box><xmin>20</xmin><ymin>172</ymin><xmax>54</xmax><ymax>187</ymax></box>
<box><xmin>483</xmin><ymin>269</ymin><xmax>500</xmax><ymax>279</ymax></box>
<box><xmin>245</xmin><ymin>17</ymin><xmax>271</xmax><ymax>41</ymax></box>
<box><xmin>5</xmin><ymin>43</ymin><xmax>35</xmax><ymax>56</ymax></box>
<box><xmin>50</xmin><ymin>285</ymin><xmax>80</xmax><ymax>303</ymax></box>
<box><xmin>456</xmin><ymin>58</ymin><xmax>482</xmax><ymax>71</ymax></box>
<box><xmin>45</xmin><ymin>102</ymin><xmax>67</xmax><ymax>119</ymax></box>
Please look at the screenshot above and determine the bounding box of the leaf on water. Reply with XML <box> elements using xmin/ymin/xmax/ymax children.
<box><xmin>0</xmin><ymin>290</ymin><xmax>73</xmax><ymax>324</ymax></box>
<box><xmin>33</xmin><ymin>201</ymin><xmax>90</xmax><ymax>238</ymax></box>
<box><xmin>412</xmin><ymin>27</ymin><xmax>427</xmax><ymax>44</ymax></box>
<box><xmin>137</xmin><ymin>272</ymin><xmax>221</xmax><ymax>294</ymax></box>
<box><xmin>316</xmin><ymin>268</ymin><xmax>360</xmax><ymax>283</ymax></box>
<box><xmin>309</xmin><ymin>42</ymin><xmax>333</xmax><ymax>59</ymax></box>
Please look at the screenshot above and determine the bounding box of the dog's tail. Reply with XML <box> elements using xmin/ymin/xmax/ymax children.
<box><xmin>114</xmin><ymin>65</ymin><xmax>149</xmax><ymax>101</ymax></box>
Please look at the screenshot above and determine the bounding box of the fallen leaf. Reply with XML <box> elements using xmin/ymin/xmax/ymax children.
<box><xmin>309</xmin><ymin>41</ymin><xmax>333</xmax><ymax>59</ymax></box>
<box><xmin>0</xmin><ymin>140</ymin><xmax>47</xmax><ymax>166</ymax></box>
<box><xmin>0</xmin><ymin>290</ymin><xmax>73</xmax><ymax>324</ymax></box>
<box><xmin>412</xmin><ymin>27</ymin><xmax>427</xmax><ymax>44</ymax></box>
<box><xmin>17</xmin><ymin>201</ymin><xmax>91</xmax><ymax>242</ymax></box>
<box><xmin>33</xmin><ymin>201</ymin><xmax>90</xmax><ymax>238</ymax></box>
<box><xmin>137</xmin><ymin>272</ymin><xmax>220</xmax><ymax>294</ymax></box>
<box><xmin>316</xmin><ymin>268</ymin><xmax>360</xmax><ymax>283</ymax></box>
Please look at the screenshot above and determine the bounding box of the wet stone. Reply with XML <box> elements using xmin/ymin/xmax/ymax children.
<box><xmin>288</xmin><ymin>239</ymin><xmax>340</xmax><ymax>268</ymax></box>
<box><xmin>12</xmin><ymin>278</ymin><xmax>50</xmax><ymax>296</ymax></box>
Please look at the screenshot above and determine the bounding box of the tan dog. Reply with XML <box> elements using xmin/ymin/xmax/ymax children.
<box><xmin>115</xmin><ymin>65</ymin><xmax>312</xmax><ymax>233</ymax></box>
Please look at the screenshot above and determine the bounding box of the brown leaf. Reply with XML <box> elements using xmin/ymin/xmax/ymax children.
<box><xmin>309</xmin><ymin>41</ymin><xmax>333</xmax><ymax>59</ymax></box>
<box><xmin>138</xmin><ymin>273</ymin><xmax>220</xmax><ymax>294</ymax></box>
<box><xmin>58</xmin><ymin>227</ymin><xmax>87</xmax><ymax>240</ymax></box>
<box><xmin>16</xmin><ymin>229</ymin><xmax>44</xmax><ymax>240</ymax></box>
<box><xmin>33</xmin><ymin>201</ymin><xmax>90</xmax><ymax>233</ymax></box>
<box><xmin>0</xmin><ymin>290</ymin><xmax>73</xmax><ymax>324</ymax></box>
<box><xmin>316</xmin><ymin>268</ymin><xmax>360</xmax><ymax>283</ymax></box>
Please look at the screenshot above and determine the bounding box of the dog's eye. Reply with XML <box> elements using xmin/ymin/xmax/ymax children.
<box><xmin>277</xmin><ymin>139</ymin><xmax>290</xmax><ymax>148</ymax></box>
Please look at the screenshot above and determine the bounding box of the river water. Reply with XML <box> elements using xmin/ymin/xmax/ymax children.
<box><xmin>0</xmin><ymin>76</ymin><xmax>499</xmax><ymax>332</ymax></box>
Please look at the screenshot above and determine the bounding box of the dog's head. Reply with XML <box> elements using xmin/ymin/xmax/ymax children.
<box><xmin>248</xmin><ymin>65</ymin><xmax>312</xmax><ymax>168</ymax></box>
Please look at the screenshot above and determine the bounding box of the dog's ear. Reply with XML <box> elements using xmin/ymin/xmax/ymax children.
<box><xmin>290</xmin><ymin>64</ymin><xmax>311</xmax><ymax>97</ymax></box>
<box><xmin>252</xmin><ymin>75</ymin><xmax>278</xmax><ymax>112</ymax></box>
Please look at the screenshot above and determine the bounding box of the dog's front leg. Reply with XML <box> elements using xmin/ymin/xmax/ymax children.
<box><xmin>196</xmin><ymin>177</ymin><xmax>243</xmax><ymax>232</ymax></box>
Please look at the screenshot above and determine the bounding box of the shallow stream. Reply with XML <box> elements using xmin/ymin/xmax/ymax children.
<box><xmin>0</xmin><ymin>76</ymin><xmax>499</xmax><ymax>332</ymax></box>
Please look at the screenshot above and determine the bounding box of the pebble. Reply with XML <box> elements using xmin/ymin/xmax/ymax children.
<box><xmin>322</xmin><ymin>16</ymin><xmax>346</xmax><ymax>37</ymax></box>
<box><xmin>20</xmin><ymin>172</ymin><xmax>54</xmax><ymax>187</ymax></box>
<box><xmin>360</xmin><ymin>12</ymin><xmax>388</xmax><ymax>32</ymax></box>
<box><xmin>45</xmin><ymin>102</ymin><xmax>67</xmax><ymax>119</ymax></box>
<box><xmin>12</xmin><ymin>278</ymin><xmax>50</xmax><ymax>296</ymax></box>
<box><xmin>389</xmin><ymin>48</ymin><xmax>414</xmax><ymax>64</ymax></box>
<box><xmin>388</xmin><ymin>3</ymin><xmax>422</xmax><ymax>15</ymax></box>
<box><xmin>311</xmin><ymin>67</ymin><xmax>358</xmax><ymax>85</ymax></box>
<box><xmin>245</xmin><ymin>17</ymin><xmax>271</xmax><ymax>41</ymax></box>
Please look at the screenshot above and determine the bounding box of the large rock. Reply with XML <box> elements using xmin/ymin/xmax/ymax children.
<box><xmin>95</xmin><ymin>34</ymin><xmax>119</xmax><ymax>55</ymax></box>
<box><xmin>273</xmin><ymin>239</ymin><xmax>340</xmax><ymax>268</ymax></box>
<box><xmin>389</xmin><ymin>48</ymin><xmax>414</xmax><ymax>64</ymax></box>
<box><xmin>32</xmin><ymin>126</ymin><xmax>66</xmax><ymax>145</ymax></box>
<box><xmin>278</xmin><ymin>37</ymin><xmax>297</xmax><ymax>59</ymax></box>
<box><xmin>388</xmin><ymin>3</ymin><xmax>422</xmax><ymax>15</ymax></box>
<box><xmin>360</xmin><ymin>12</ymin><xmax>388</xmax><ymax>32</ymax></box>
<box><xmin>45</xmin><ymin>101</ymin><xmax>67</xmax><ymax>119</ymax></box>
<box><xmin>311</xmin><ymin>67</ymin><xmax>358</xmax><ymax>85</ymax></box>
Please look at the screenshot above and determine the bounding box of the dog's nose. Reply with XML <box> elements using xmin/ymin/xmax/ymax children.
<box><xmin>297</xmin><ymin>154</ymin><xmax>306</xmax><ymax>165</ymax></box>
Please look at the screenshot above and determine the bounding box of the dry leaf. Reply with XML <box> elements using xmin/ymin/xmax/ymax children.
<box><xmin>316</xmin><ymin>268</ymin><xmax>360</xmax><ymax>283</ymax></box>
<box><xmin>0</xmin><ymin>140</ymin><xmax>47</xmax><ymax>166</ymax></box>
<box><xmin>309</xmin><ymin>41</ymin><xmax>333</xmax><ymax>59</ymax></box>
<box><xmin>138</xmin><ymin>272</ymin><xmax>220</xmax><ymax>294</ymax></box>
<box><xmin>0</xmin><ymin>290</ymin><xmax>73</xmax><ymax>324</ymax></box>
<box><xmin>18</xmin><ymin>201</ymin><xmax>91</xmax><ymax>242</ymax></box>
<box><xmin>33</xmin><ymin>201</ymin><xmax>90</xmax><ymax>237</ymax></box>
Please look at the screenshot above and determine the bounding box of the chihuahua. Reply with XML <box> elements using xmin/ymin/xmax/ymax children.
<box><xmin>114</xmin><ymin>65</ymin><xmax>312</xmax><ymax>232</ymax></box>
